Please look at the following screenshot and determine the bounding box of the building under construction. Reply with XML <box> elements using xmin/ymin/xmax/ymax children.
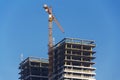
<box><xmin>52</xmin><ymin>38</ymin><xmax>96</xmax><ymax>80</ymax></box>
<box><xmin>19</xmin><ymin>57</ymin><xmax>48</xmax><ymax>80</ymax></box>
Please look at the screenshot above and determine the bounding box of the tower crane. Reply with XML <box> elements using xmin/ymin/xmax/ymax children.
<box><xmin>43</xmin><ymin>4</ymin><xmax>64</xmax><ymax>52</ymax></box>
<box><xmin>43</xmin><ymin>4</ymin><xmax>64</xmax><ymax>80</ymax></box>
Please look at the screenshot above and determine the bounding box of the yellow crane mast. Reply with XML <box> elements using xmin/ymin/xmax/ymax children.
<box><xmin>43</xmin><ymin>4</ymin><xmax>64</xmax><ymax>80</ymax></box>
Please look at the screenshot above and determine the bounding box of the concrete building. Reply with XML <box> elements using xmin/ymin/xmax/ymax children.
<box><xmin>52</xmin><ymin>38</ymin><xmax>96</xmax><ymax>80</ymax></box>
<box><xmin>19</xmin><ymin>57</ymin><xmax>48</xmax><ymax>80</ymax></box>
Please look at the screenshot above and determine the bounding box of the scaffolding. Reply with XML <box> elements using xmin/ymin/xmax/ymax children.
<box><xmin>53</xmin><ymin>38</ymin><xmax>96</xmax><ymax>80</ymax></box>
<box><xmin>19</xmin><ymin>57</ymin><xmax>49</xmax><ymax>80</ymax></box>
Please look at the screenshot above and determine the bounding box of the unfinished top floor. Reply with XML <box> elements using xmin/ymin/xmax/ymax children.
<box><xmin>54</xmin><ymin>38</ymin><xmax>96</xmax><ymax>48</ymax></box>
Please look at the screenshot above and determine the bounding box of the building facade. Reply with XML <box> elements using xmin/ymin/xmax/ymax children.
<box><xmin>53</xmin><ymin>38</ymin><xmax>96</xmax><ymax>80</ymax></box>
<box><xmin>19</xmin><ymin>57</ymin><xmax>48</xmax><ymax>80</ymax></box>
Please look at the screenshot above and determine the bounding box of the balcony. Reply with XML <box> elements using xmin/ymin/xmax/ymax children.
<box><xmin>64</xmin><ymin>65</ymin><xmax>96</xmax><ymax>70</ymax></box>
<box><xmin>64</xmin><ymin>68</ymin><xmax>96</xmax><ymax>75</ymax></box>
<box><xmin>64</xmin><ymin>74</ymin><xmax>96</xmax><ymax>80</ymax></box>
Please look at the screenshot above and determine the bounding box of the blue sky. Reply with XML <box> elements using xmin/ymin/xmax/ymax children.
<box><xmin>0</xmin><ymin>0</ymin><xmax>120</xmax><ymax>80</ymax></box>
